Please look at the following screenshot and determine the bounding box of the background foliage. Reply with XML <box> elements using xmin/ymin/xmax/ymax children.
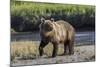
<box><xmin>11</xmin><ymin>1</ymin><xmax>95</xmax><ymax>32</ymax></box>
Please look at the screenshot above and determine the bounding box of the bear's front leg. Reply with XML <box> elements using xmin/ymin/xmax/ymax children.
<box><xmin>52</xmin><ymin>42</ymin><xmax>58</xmax><ymax>57</ymax></box>
<box><xmin>39</xmin><ymin>40</ymin><xmax>49</xmax><ymax>56</ymax></box>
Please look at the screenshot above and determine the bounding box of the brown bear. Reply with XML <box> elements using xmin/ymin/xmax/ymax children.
<box><xmin>39</xmin><ymin>18</ymin><xmax>75</xmax><ymax>57</ymax></box>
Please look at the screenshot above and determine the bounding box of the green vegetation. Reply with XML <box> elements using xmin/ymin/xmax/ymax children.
<box><xmin>11</xmin><ymin>1</ymin><xmax>95</xmax><ymax>32</ymax></box>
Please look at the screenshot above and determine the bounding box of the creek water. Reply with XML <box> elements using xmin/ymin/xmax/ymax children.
<box><xmin>11</xmin><ymin>31</ymin><xmax>95</xmax><ymax>45</ymax></box>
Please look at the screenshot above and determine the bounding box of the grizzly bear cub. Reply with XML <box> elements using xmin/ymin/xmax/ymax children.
<box><xmin>39</xmin><ymin>18</ymin><xmax>75</xmax><ymax>57</ymax></box>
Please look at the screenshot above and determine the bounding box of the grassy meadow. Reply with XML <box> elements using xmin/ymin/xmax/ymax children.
<box><xmin>11</xmin><ymin>41</ymin><xmax>64</xmax><ymax>62</ymax></box>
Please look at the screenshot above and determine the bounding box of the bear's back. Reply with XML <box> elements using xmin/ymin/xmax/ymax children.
<box><xmin>55</xmin><ymin>20</ymin><xmax>74</xmax><ymax>31</ymax></box>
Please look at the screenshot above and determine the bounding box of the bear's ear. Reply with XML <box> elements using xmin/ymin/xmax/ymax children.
<box><xmin>41</xmin><ymin>18</ymin><xmax>45</xmax><ymax>23</ymax></box>
<box><xmin>51</xmin><ymin>18</ymin><xmax>54</xmax><ymax>22</ymax></box>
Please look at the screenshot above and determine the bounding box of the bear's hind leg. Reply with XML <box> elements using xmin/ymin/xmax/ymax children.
<box><xmin>63</xmin><ymin>41</ymin><xmax>69</xmax><ymax>55</ymax></box>
<box><xmin>68</xmin><ymin>41</ymin><xmax>74</xmax><ymax>55</ymax></box>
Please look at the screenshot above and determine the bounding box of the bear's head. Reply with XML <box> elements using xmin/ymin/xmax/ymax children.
<box><xmin>39</xmin><ymin>18</ymin><xmax>54</xmax><ymax>32</ymax></box>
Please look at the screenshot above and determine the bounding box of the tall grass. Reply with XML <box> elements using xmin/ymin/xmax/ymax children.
<box><xmin>11</xmin><ymin>41</ymin><xmax>64</xmax><ymax>62</ymax></box>
<box><xmin>11</xmin><ymin>41</ymin><xmax>38</xmax><ymax>61</ymax></box>
<box><xmin>11</xmin><ymin>1</ymin><xmax>95</xmax><ymax>32</ymax></box>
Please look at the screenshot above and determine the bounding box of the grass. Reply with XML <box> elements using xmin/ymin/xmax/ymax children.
<box><xmin>11</xmin><ymin>41</ymin><xmax>64</xmax><ymax>62</ymax></box>
<box><xmin>11</xmin><ymin>41</ymin><xmax>38</xmax><ymax>61</ymax></box>
<box><xmin>11</xmin><ymin>1</ymin><xmax>95</xmax><ymax>16</ymax></box>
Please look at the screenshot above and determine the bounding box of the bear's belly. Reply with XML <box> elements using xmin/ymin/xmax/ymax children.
<box><xmin>50</xmin><ymin>36</ymin><xmax>65</xmax><ymax>44</ymax></box>
<box><xmin>59</xmin><ymin>40</ymin><xmax>64</xmax><ymax>44</ymax></box>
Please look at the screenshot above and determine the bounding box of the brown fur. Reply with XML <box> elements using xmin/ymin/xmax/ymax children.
<box><xmin>39</xmin><ymin>18</ymin><xmax>75</xmax><ymax>57</ymax></box>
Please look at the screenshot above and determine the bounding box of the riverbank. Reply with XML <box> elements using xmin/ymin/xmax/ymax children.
<box><xmin>11</xmin><ymin>41</ymin><xmax>95</xmax><ymax>66</ymax></box>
